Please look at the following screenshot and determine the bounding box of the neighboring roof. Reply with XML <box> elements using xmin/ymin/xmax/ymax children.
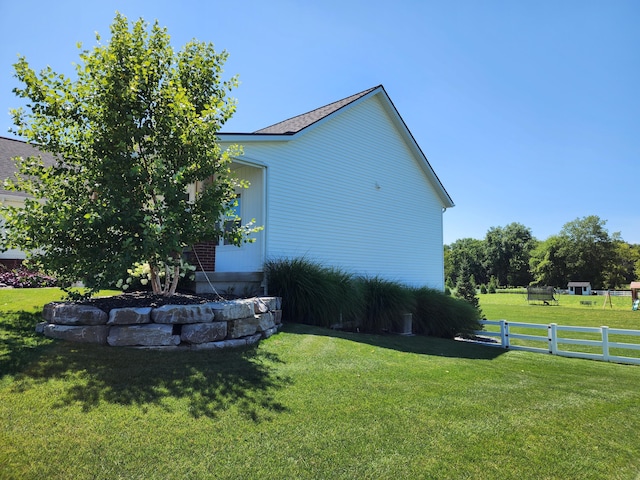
<box><xmin>0</xmin><ymin>136</ymin><xmax>57</xmax><ymax>197</ymax></box>
<box><xmin>220</xmin><ymin>85</ymin><xmax>455</xmax><ymax>208</ymax></box>
<box><xmin>254</xmin><ymin>86</ymin><xmax>379</xmax><ymax>135</ymax></box>
<box><xmin>630</xmin><ymin>282</ymin><xmax>640</xmax><ymax>290</ymax></box>
<box><xmin>568</xmin><ymin>282</ymin><xmax>591</xmax><ymax>287</ymax></box>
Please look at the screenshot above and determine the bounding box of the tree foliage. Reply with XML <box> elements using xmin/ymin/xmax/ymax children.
<box><xmin>446</xmin><ymin>215</ymin><xmax>637</xmax><ymax>290</ymax></box>
<box><xmin>2</xmin><ymin>13</ymin><xmax>258</xmax><ymax>296</ymax></box>
<box><xmin>483</xmin><ymin>222</ymin><xmax>536</xmax><ymax>287</ymax></box>
<box><xmin>529</xmin><ymin>216</ymin><xmax>617</xmax><ymax>289</ymax></box>
<box><xmin>454</xmin><ymin>258</ymin><xmax>483</xmax><ymax>319</ymax></box>
<box><xmin>444</xmin><ymin>238</ymin><xmax>487</xmax><ymax>288</ymax></box>
<box><xmin>529</xmin><ymin>235</ymin><xmax>567</xmax><ymax>287</ymax></box>
<box><xmin>605</xmin><ymin>241</ymin><xmax>639</xmax><ymax>289</ymax></box>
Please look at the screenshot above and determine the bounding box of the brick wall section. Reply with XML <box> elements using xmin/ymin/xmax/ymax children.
<box><xmin>185</xmin><ymin>241</ymin><xmax>216</xmax><ymax>271</ymax></box>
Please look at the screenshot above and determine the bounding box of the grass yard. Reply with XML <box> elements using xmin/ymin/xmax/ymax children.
<box><xmin>480</xmin><ymin>292</ymin><xmax>640</xmax><ymax>359</ymax></box>
<box><xmin>480</xmin><ymin>292</ymin><xmax>638</xmax><ymax>328</ymax></box>
<box><xmin>1</xmin><ymin>289</ymin><xmax>640</xmax><ymax>479</ymax></box>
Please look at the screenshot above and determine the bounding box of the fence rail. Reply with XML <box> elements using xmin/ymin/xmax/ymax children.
<box><xmin>476</xmin><ymin>320</ymin><xmax>640</xmax><ymax>365</ymax></box>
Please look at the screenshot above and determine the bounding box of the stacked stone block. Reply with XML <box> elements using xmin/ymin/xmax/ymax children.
<box><xmin>37</xmin><ymin>297</ymin><xmax>282</xmax><ymax>349</ymax></box>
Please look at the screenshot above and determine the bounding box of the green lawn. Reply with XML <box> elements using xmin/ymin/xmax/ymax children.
<box><xmin>479</xmin><ymin>292</ymin><xmax>640</xmax><ymax>359</ymax></box>
<box><xmin>480</xmin><ymin>291</ymin><xmax>639</xmax><ymax>328</ymax></box>
<box><xmin>1</xmin><ymin>289</ymin><xmax>640</xmax><ymax>479</ymax></box>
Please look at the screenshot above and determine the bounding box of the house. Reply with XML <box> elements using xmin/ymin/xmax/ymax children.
<box><xmin>198</xmin><ymin>85</ymin><xmax>454</xmax><ymax>293</ymax></box>
<box><xmin>568</xmin><ymin>281</ymin><xmax>592</xmax><ymax>296</ymax></box>
<box><xmin>0</xmin><ymin>136</ymin><xmax>56</xmax><ymax>269</ymax></box>
<box><xmin>0</xmin><ymin>85</ymin><xmax>454</xmax><ymax>293</ymax></box>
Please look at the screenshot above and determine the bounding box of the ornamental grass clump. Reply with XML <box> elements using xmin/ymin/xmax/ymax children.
<box><xmin>265</xmin><ymin>258</ymin><xmax>362</xmax><ymax>327</ymax></box>
<box><xmin>266</xmin><ymin>257</ymin><xmax>483</xmax><ymax>338</ymax></box>
<box><xmin>358</xmin><ymin>276</ymin><xmax>414</xmax><ymax>334</ymax></box>
<box><xmin>411</xmin><ymin>287</ymin><xmax>482</xmax><ymax>338</ymax></box>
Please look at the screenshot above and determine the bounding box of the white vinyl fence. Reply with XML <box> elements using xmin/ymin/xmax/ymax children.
<box><xmin>476</xmin><ymin>320</ymin><xmax>640</xmax><ymax>365</ymax></box>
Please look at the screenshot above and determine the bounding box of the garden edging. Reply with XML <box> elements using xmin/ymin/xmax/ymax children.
<box><xmin>36</xmin><ymin>297</ymin><xmax>282</xmax><ymax>349</ymax></box>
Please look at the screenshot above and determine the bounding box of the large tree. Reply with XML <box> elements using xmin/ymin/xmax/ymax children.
<box><xmin>444</xmin><ymin>238</ymin><xmax>487</xmax><ymax>288</ymax></box>
<box><xmin>559</xmin><ymin>215</ymin><xmax>617</xmax><ymax>289</ymax></box>
<box><xmin>604</xmin><ymin>240</ymin><xmax>640</xmax><ymax>289</ymax></box>
<box><xmin>530</xmin><ymin>215</ymin><xmax>616</xmax><ymax>289</ymax></box>
<box><xmin>2</xmin><ymin>13</ymin><xmax>258</xmax><ymax>296</ymax></box>
<box><xmin>483</xmin><ymin>222</ymin><xmax>536</xmax><ymax>287</ymax></box>
<box><xmin>529</xmin><ymin>235</ymin><xmax>568</xmax><ymax>287</ymax></box>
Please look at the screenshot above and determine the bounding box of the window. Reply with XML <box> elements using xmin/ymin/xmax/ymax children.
<box><xmin>222</xmin><ymin>194</ymin><xmax>241</xmax><ymax>245</ymax></box>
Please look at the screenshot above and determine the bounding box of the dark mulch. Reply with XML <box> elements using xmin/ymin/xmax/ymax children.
<box><xmin>79</xmin><ymin>291</ymin><xmax>234</xmax><ymax>313</ymax></box>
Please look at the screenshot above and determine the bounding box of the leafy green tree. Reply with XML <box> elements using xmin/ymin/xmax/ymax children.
<box><xmin>530</xmin><ymin>235</ymin><xmax>568</xmax><ymax>287</ymax></box>
<box><xmin>487</xmin><ymin>275</ymin><xmax>498</xmax><ymax>293</ymax></box>
<box><xmin>604</xmin><ymin>240</ymin><xmax>640</xmax><ymax>288</ymax></box>
<box><xmin>2</xmin><ymin>13</ymin><xmax>258</xmax><ymax>296</ymax></box>
<box><xmin>530</xmin><ymin>216</ymin><xmax>616</xmax><ymax>289</ymax></box>
<box><xmin>558</xmin><ymin>216</ymin><xmax>616</xmax><ymax>290</ymax></box>
<box><xmin>444</xmin><ymin>238</ymin><xmax>487</xmax><ymax>287</ymax></box>
<box><xmin>484</xmin><ymin>222</ymin><xmax>536</xmax><ymax>287</ymax></box>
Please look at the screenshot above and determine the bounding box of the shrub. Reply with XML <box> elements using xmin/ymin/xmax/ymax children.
<box><xmin>0</xmin><ymin>267</ymin><xmax>57</xmax><ymax>288</ymax></box>
<box><xmin>487</xmin><ymin>276</ymin><xmax>498</xmax><ymax>294</ymax></box>
<box><xmin>266</xmin><ymin>257</ymin><xmax>483</xmax><ymax>339</ymax></box>
<box><xmin>358</xmin><ymin>277</ymin><xmax>414</xmax><ymax>334</ymax></box>
<box><xmin>265</xmin><ymin>258</ymin><xmax>362</xmax><ymax>327</ymax></box>
<box><xmin>411</xmin><ymin>287</ymin><xmax>482</xmax><ymax>339</ymax></box>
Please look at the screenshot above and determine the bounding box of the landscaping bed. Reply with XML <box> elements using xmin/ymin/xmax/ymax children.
<box><xmin>79</xmin><ymin>291</ymin><xmax>238</xmax><ymax>312</ymax></box>
<box><xmin>38</xmin><ymin>292</ymin><xmax>283</xmax><ymax>349</ymax></box>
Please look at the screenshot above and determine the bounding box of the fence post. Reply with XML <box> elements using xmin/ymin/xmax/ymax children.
<box><xmin>501</xmin><ymin>320</ymin><xmax>510</xmax><ymax>349</ymax></box>
<box><xmin>601</xmin><ymin>326</ymin><xmax>609</xmax><ymax>362</ymax></box>
<box><xmin>549</xmin><ymin>323</ymin><xmax>558</xmax><ymax>355</ymax></box>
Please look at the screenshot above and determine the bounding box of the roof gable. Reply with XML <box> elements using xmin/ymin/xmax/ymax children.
<box><xmin>254</xmin><ymin>86</ymin><xmax>379</xmax><ymax>135</ymax></box>
<box><xmin>221</xmin><ymin>85</ymin><xmax>454</xmax><ymax>209</ymax></box>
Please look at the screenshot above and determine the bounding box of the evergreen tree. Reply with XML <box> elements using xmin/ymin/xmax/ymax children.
<box><xmin>455</xmin><ymin>259</ymin><xmax>484</xmax><ymax>319</ymax></box>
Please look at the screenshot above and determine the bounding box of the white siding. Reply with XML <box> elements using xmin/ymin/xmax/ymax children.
<box><xmin>224</xmin><ymin>95</ymin><xmax>447</xmax><ymax>289</ymax></box>
<box><xmin>214</xmin><ymin>164</ymin><xmax>265</xmax><ymax>272</ymax></box>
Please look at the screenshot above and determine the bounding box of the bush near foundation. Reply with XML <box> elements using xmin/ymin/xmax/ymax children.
<box><xmin>264</xmin><ymin>258</ymin><xmax>361</xmax><ymax>326</ymax></box>
<box><xmin>265</xmin><ymin>258</ymin><xmax>481</xmax><ymax>337</ymax></box>
<box><xmin>411</xmin><ymin>287</ymin><xmax>482</xmax><ymax>338</ymax></box>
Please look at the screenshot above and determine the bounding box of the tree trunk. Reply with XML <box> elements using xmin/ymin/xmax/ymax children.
<box><xmin>168</xmin><ymin>264</ymin><xmax>181</xmax><ymax>296</ymax></box>
<box><xmin>148</xmin><ymin>260</ymin><xmax>182</xmax><ymax>296</ymax></box>
<box><xmin>149</xmin><ymin>264</ymin><xmax>162</xmax><ymax>295</ymax></box>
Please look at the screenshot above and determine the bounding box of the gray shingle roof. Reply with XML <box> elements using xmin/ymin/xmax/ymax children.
<box><xmin>254</xmin><ymin>85</ymin><xmax>380</xmax><ymax>134</ymax></box>
<box><xmin>0</xmin><ymin>136</ymin><xmax>56</xmax><ymax>197</ymax></box>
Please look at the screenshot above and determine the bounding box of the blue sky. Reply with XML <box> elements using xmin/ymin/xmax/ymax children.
<box><xmin>1</xmin><ymin>0</ymin><xmax>638</xmax><ymax>245</ymax></box>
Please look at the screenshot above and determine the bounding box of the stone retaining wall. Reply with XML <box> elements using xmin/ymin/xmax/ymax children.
<box><xmin>36</xmin><ymin>297</ymin><xmax>282</xmax><ymax>349</ymax></box>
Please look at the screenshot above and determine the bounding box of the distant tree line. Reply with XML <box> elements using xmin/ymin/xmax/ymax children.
<box><xmin>445</xmin><ymin>215</ymin><xmax>640</xmax><ymax>290</ymax></box>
